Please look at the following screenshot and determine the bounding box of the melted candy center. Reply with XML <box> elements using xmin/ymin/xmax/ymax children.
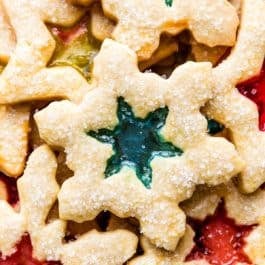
<box><xmin>186</xmin><ymin>203</ymin><xmax>254</xmax><ymax>265</ymax></box>
<box><xmin>49</xmin><ymin>15</ymin><xmax>100</xmax><ymax>80</ymax></box>
<box><xmin>238</xmin><ymin>63</ymin><xmax>265</xmax><ymax>131</ymax></box>
<box><xmin>88</xmin><ymin>97</ymin><xmax>182</xmax><ymax>188</ymax></box>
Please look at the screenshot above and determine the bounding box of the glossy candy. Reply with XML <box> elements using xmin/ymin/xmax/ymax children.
<box><xmin>50</xmin><ymin>16</ymin><xmax>100</xmax><ymax>80</ymax></box>
<box><xmin>88</xmin><ymin>97</ymin><xmax>182</xmax><ymax>188</ymax></box>
<box><xmin>186</xmin><ymin>204</ymin><xmax>253</xmax><ymax>265</ymax></box>
<box><xmin>238</xmin><ymin>63</ymin><xmax>265</xmax><ymax>131</ymax></box>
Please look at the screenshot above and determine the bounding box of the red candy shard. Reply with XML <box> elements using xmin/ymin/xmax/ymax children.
<box><xmin>238</xmin><ymin>62</ymin><xmax>265</xmax><ymax>131</ymax></box>
<box><xmin>51</xmin><ymin>16</ymin><xmax>88</xmax><ymax>45</ymax></box>
<box><xmin>186</xmin><ymin>203</ymin><xmax>254</xmax><ymax>265</ymax></box>
<box><xmin>0</xmin><ymin>235</ymin><xmax>61</xmax><ymax>265</ymax></box>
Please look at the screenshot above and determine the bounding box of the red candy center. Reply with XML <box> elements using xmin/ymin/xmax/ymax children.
<box><xmin>238</xmin><ymin>63</ymin><xmax>265</xmax><ymax>131</ymax></box>
<box><xmin>186</xmin><ymin>204</ymin><xmax>254</xmax><ymax>265</ymax></box>
<box><xmin>51</xmin><ymin>17</ymin><xmax>88</xmax><ymax>45</ymax></box>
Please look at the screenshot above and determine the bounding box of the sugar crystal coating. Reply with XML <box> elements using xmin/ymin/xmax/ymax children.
<box><xmin>205</xmin><ymin>0</ymin><xmax>265</xmax><ymax>193</ymax></box>
<box><xmin>0</xmin><ymin>145</ymin><xmax>138</xmax><ymax>264</ymax></box>
<box><xmin>35</xmin><ymin>39</ymin><xmax>243</xmax><ymax>250</ymax></box>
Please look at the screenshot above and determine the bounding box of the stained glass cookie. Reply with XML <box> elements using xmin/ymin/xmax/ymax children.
<box><xmin>35</xmin><ymin>39</ymin><xmax>243</xmax><ymax>250</ymax></box>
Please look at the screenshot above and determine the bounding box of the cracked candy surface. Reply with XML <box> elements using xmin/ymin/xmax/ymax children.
<box><xmin>0</xmin><ymin>145</ymin><xmax>138</xmax><ymax>264</ymax></box>
<box><xmin>72</xmin><ymin>0</ymin><xmax>239</xmax><ymax>60</ymax></box>
<box><xmin>204</xmin><ymin>0</ymin><xmax>265</xmax><ymax>193</ymax></box>
<box><xmin>35</xmin><ymin>39</ymin><xmax>243</xmax><ymax>250</ymax></box>
<box><xmin>0</xmin><ymin>0</ymin><xmax>91</xmax><ymax>104</ymax></box>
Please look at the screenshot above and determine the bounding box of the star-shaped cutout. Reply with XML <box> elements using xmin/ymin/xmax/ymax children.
<box><xmin>88</xmin><ymin>97</ymin><xmax>182</xmax><ymax>188</ymax></box>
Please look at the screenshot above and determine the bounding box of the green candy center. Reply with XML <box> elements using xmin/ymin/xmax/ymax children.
<box><xmin>88</xmin><ymin>97</ymin><xmax>182</xmax><ymax>188</ymax></box>
<box><xmin>207</xmin><ymin>119</ymin><xmax>224</xmax><ymax>135</ymax></box>
<box><xmin>165</xmin><ymin>0</ymin><xmax>173</xmax><ymax>7</ymax></box>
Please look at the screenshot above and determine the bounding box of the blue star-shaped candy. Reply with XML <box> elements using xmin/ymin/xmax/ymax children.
<box><xmin>88</xmin><ymin>97</ymin><xmax>182</xmax><ymax>188</ymax></box>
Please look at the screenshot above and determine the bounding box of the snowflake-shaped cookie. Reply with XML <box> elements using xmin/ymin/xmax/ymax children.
<box><xmin>0</xmin><ymin>0</ymin><xmax>91</xmax><ymax>104</ymax></box>
<box><xmin>204</xmin><ymin>0</ymin><xmax>265</xmax><ymax>193</ymax></box>
<box><xmin>70</xmin><ymin>0</ymin><xmax>239</xmax><ymax>60</ymax></box>
<box><xmin>35</xmin><ymin>39</ymin><xmax>243</xmax><ymax>250</ymax></box>
<box><xmin>0</xmin><ymin>145</ymin><xmax>138</xmax><ymax>264</ymax></box>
